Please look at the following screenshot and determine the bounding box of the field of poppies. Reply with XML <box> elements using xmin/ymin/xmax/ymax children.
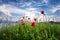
<box><xmin>0</xmin><ymin>22</ymin><xmax>60</xmax><ymax>40</ymax></box>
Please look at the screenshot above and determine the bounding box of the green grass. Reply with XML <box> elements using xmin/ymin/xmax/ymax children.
<box><xmin>0</xmin><ymin>22</ymin><xmax>60</xmax><ymax>40</ymax></box>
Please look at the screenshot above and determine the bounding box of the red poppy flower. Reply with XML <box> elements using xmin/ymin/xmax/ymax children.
<box><xmin>7</xmin><ymin>31</ymin><xmax>12</xmax><ymax>35</ymax></box>
<box><xmin>41</xmin><ymin>11</ymin><xmax>44</xmax><ymax>14</ymax></box>
<box><xmin>31</xmin><ymin>22</ymin><xmax>36</xmax><ymax>27</ymax></box>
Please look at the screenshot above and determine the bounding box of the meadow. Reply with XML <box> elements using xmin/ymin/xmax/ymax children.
<box><xmin>0</xmin><ymin>22</ymin><xmax>60</xmax><ymax>40</ymax></box>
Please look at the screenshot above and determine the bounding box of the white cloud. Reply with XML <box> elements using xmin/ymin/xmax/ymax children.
<box><xmin>26</xmin><ymin>2</ymin><xmax>32</xmax><ymax>6</ymax></box>
<box><xmin>20</xmin><ymin>4</ymin><xmax>26</xmax><ymax>7</ymax></box>
<box><xmin>32</xmin><ymin>0</ymin><xmax>48</xmax><ymax>7</ymax></box>
<box><xmin>0</xmin><ymin>4</ymin><xmax>39</xmax><ymax>21</ymax></box>
<box><xmin>43</xmin><ymin>0</ymin><xmax>48</xmax><ymax>4</ymax></box>
<box><xmin>32</xmin><ymin>1</ymin><xmax>36</xmax><ymax>3</ymax></box>
<box><xmin>20</xmin><ymin>2</ymin><xmax>32</xmax><ymax>7</ymax></box>
<box><xmin>0</xmin><ymin>4</ymin><xmax>12</xmax><ymax>16</ymax></box>
<box><xmin>48</xmin><ymin>3</ymin><xmax>60</xmax><ymax>22</ymax></box>
<box><xmin>50</xmin><ymin>4</ymin><xmax>60</xmax><ymax>13</ymax></box>
<box><xmin>0</xmin><ymin>4</ymin><xmax>60</xmax><ymax>22</ymax></box>
<box><xmin>19</xmin><ymin>0</ymin><xmax>48</xmax><ymax>7</ymax></box>
<box><xmin>11</xmin><ymin>0</ymin><xmax>49</xmax><ymax>8</ymax></box>
<box><xmin>25</xmin><ymin>8</ymin><xmax>37</xmax><ymax>11</ymax></box>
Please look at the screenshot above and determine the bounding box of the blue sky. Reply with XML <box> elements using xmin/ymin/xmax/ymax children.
<box><xmin>0</xmin><ymin>0</ymin><xmax>60</xmax><ymax>22</ymax></box>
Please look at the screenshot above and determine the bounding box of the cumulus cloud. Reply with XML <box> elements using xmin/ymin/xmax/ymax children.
<box><xmin>0</xmin><ymin>4</ymin><xmax>39</xmax><ymax>21</ymax></box>
<box><xmin>0</xmin><ymin>2</ymin><xmax>60</xmax><ymax>22</ymax></box>
<box><xmin>18</xmin><ymin>0</ymin><xmax>49</xmax><ymax>7</ymax></box>
<box><xmin>50</xmin><ymin>4</ymin><xmax>60</xmax><ymax>13</ymax></box>
<box><xmin>0</xmin><ymin>5</ymin><xmax>12</xmax><ymax>16</ymax></box>
<box><xmin>49</xmin><ymin>3</ymin><xmax>60</xmax><ymax>22</ymax></box>
<box><xmin>25</xmin><ymin>8</ymin><xmax>37</xmax><ymax>11</ymax></box>
<box><xmin>42</xmin><ymin>0</ymin><xmax>48</xmax><ymax>4</ymax></box>
<box><xmin>33</xmin><ymin>0</ymin><xmax>49</xmax><ymax>6</ymax></box>
<box><xmin>19</xmin><ymin>2</ymin><xmax>32</xmax><ymax>7</ymax></box>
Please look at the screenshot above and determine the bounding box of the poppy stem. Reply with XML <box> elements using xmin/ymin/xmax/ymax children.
<box><xmin>9</xmin><ymin>35</ymin><xmax>11</xmax><ymax>40</ymax></box>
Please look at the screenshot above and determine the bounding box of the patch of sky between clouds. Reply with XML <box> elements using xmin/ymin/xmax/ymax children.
<box><xmin>11</xmin><ymin>13</ymin><xmax>24</xmax><ymax>17</ymax></box>
<box><xmin>49</xmin><ymin>0</ymin><xmax>60</xmax><ymax>5</ymax></box>
<box><xmin>2</xmin><ymin>0</ymin><xmax>20</xmax><ymax>3</ymax></box>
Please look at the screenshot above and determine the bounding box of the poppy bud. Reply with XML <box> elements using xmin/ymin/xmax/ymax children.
<box><xmin>41</xmin><ymin>11</ymin><xmax>44</xmax><ymax>15</ymax></box>
<box><xmin>34</xmin><ymin>18</ymin><xmax>37</xmax><ymax>21</ymax></box>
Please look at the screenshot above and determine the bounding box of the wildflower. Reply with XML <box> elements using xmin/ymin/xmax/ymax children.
<box><xmin>31</xmin><ymin>22</ymin><xmax>36</xmax><ymax>27</ymax></box>
<box><xmin>16</xmin><ymin>21</ymin><xmax>17</xmax><ymax>23</ymax></box>
<box><xmin>28</xmin><ymin>17</ymin><xmax>30</xmax><ymax>20</ymax></box>
<box><xmin>21</xmin><ymin>21</ymin><xmax>25</xmax><ymax>26</ymax></box>
<box><xmin>27</xmin><ymin>17</ymin><xmax>31</xmax><ymax>22</ymax></box>
<box><xmin>20</xmin><ymin>17</ymin><xmax>25</xmax><ymax>26</ymax></box>
<box><xmin>40</xmin><ymin>11</ymin><xmax>45</xmax><ymax>22</ymax></box>
<box><xmin>41</xmin><ymin>11</ymin><xmax>45</xmax><ymax>15</ymax></box>
<box><xmin>20</xmin><ymin>19</ymin><xmax>25</xmax><ymax>26</ymax></box>
<box><xmin>23</xmin><ymin>17</ymin><xmax>24</xmax><ymax>19</ymax></box>
<box><xmin>41</xmin><ymin>11</ymin><xmax>44</xmax><ymax>14</ymax></box>
<box><xmin>20</xmin><ymin>19</ymin><xmax>23</xmax><ymax>22</ymax></box>
<box><xmin>34</xmin><ymin>18</ymin><xmax>37</xmax><ymax>21</ymax></box>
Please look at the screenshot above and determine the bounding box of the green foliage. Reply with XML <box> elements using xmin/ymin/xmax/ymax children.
<box><xmin>0</xmin><ymin>22</ymin><xmax>60</xmax><ymax>40</ymax></box>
